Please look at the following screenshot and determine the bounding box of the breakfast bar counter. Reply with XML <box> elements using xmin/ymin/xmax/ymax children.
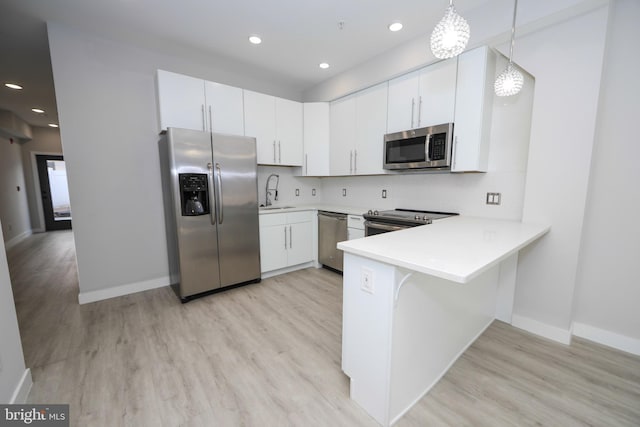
<box><xmin>337</xmin><ymin>216</ymin><xmax>550</xmax><ymax>426</ymax></box>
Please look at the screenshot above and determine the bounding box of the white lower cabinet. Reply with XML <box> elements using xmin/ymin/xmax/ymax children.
<box><xmin>259</xmin><ymin>211</ymin><xmax>313</xmax><ymax>273</ymax></box>
<box><xmin>347</xmin><ymin>215</ymin><xmax>365</xmax><ymax>240</ymax></box>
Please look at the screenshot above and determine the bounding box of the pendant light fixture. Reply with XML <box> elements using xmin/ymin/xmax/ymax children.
<box><xmin>430</xmin><ymin>0</ymin><xmax>470</xmax><ymax>59</ymax></box>
<box><xmin>494</xmin><ymin>0</ymin><xmax>524</xmax><ymax>97</ymax></box>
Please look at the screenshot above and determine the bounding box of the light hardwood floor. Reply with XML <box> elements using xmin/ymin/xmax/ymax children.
<box><xmin>6</xmin><ymin>230</ymin><xmax>640</xmax><ymax>426</ymax></box>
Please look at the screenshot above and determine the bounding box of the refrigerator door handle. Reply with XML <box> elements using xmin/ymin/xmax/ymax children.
<box><xmin>207</xmin><ymin>162</ymin><xmax>216</xmax><ymax>225</ymax></box>
<box><xmin>215</xmin><ymin>162</ymin><xmax>223</xmax><ymax>224</ymax></box>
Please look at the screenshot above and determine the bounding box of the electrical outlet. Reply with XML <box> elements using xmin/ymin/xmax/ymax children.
<box><xmin>382</xmin><ymin>189</ymin><xmax>387</xmax><ymax>199</ymax></box>
<box><xmin>295</xmin><ymin>188</ymin><xmax>300</xmax><ymax>196</ymax></box>
<box><xmin>342</xmin><ymin>188</ymin><xmax>347</xmax><ymax>197</ymax></box>
<box><xmin>361</xmin><ymin>267</ymin><xmax>374</xmax><ymax>294</ymax></box>
<box><xmin>486</xmin><ymin>192</ymin><xmax>501</xmax><ymax>205</ymax></box>
<box><xmin>312</xmin><ymin>188</ymin><xmax>316</xmax><ymax>196</ymax></box>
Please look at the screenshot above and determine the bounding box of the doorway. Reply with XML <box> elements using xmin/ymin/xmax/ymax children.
<box><xmin>36</xmin><ymin>155</ymin><xmax>72</xmax><ymax>231</ymax></box>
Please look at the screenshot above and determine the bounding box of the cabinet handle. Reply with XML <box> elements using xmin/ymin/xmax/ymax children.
<box><xmin>273</xmin><ymin>141</ymin><xmax>276</xmax><ymax>163</ymax></box>
<box><xmin>305</xmin><ymin>154</ymin><xmax>308</xmax><ymax>175</ymax></box>
<box><xmin>349</xmin><ymin>150</ymin><xmax>353</xmax><ymax>174</ymax></box>
<box><xmin>418</xmin><ymin>96</ymin><xmax>423</xmax><ymax>127</ymax></box>
<box><xmin>289</xmin><ymin>225</ymin><xmax>292</xmax><ymax>249</ymax></box>
<box><xmin>354</xmin><ymin>150</ymin><xmax>358</xmax><ymax>174</ymax></box>
<box><xmin>410</xmin><ymin>98</ymin><xmax>415</xmax><ymax>129</ymax></box>
<box><xmin>208</xmin><ymin>105</ymin><xmax>213</xmax><ymax>133</ymax></box>
<box><xmin>278</xmin><ymin>141</ymin><xmax>282</xmax><ymax>163</ymax></box>
<box><xmin>201</xmin><ymin>104</ymin><xmax>206</xmax><ymax>131</ymax></box>
<box><xmin>453</xmin><ymin>135</ymin><xmax>459</xmax><ymax>169</ymax></box>
<box><xmin>284</xmin><ymin>227</ymin><xmax>287</xmax><ymax>250</ymax></box>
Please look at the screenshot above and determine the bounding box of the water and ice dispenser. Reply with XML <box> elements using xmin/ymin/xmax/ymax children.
<box><xmin>179</xmin><ymin>173</ymin><xmax>210</xmax><ymax>216</ymax></box>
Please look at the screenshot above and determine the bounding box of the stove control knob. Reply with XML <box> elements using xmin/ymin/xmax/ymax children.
<box><xmin>373</xmin><ymin>210</ymin><xmax>379</xmax><ymax>215</ymax></box>
<box><xmin>367</xmin><ymin>210</ymin><xmax>373</xmax><ymax>215</ymax></box>
<box><xmin>423</xmin><ymin>215</ymin><xmax>429</xmax><ymax>221</ymax></box>
<box><xmin>415</xmin><ymin>215</ymin><xmax>421</xmax><ymax>220</ymax></box>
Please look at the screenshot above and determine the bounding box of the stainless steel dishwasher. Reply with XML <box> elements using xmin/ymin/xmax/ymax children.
<box><xmin>318</xmin><ymin>211</ymin><xmax>348</xmax><ymax>272</ymax></box>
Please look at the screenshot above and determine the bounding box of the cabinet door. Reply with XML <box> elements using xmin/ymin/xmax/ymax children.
<box><xmin>244</xmin><ymin>90</ymin><xmax>277</xmax><ymax>165</ymax></box>
<box><xmin>418</xmin><ymin>58</ymin><xmax>457</xmax><ymax>127</ymax></box>
<box><xmin>452</xmin><ymin>46</ymin><xmax>495</xmax><ymax>172</ymax></box>
<box><xmin>259</xmin><ymin>224</ymin><xmax>288</xmax><ymax>273</ymax></box>
<box><xmin>156</xmin><ymin>70</ymin><xmax>206</xmax><ymax>133</ymax></box>
<box><xmin>287</xmin><ymin>221</ymin><xmax>313</xmax><ymax>266</ymax></box>
<box><xmin>330</xmin><ymin>95</ymin><xmax>356</xmax><ymax>175</ymax></box>
<box><xmin>205</xmin><ymin>81</ymin><xmax>244</xmax><ymax>135</ymax></box>
<box><xmin>386</xmin><ymin>70</ymin><xmax>420</xmax><ymax>133</ymax></box>
<box><xmin>275</xmin><ymin>97</ymin><xmax>303</xmax><ymax>166</ymax></box>
<box><xmin>302</xmin><ymin>102</ymin><xmax>330</xmax><ymax>176</ymax></box>
<box><xmin>355</xmin><ymin>83</ymin><xmax>388</xmax><ymax>175</ymax></box>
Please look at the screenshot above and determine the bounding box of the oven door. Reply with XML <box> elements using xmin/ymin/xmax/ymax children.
<box><xmin>364</xmin><ymin>221</ymin><xmax>411</xmax><ymax>237</ymax></box>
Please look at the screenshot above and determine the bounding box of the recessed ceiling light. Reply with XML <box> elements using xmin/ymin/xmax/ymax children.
<box><xmin>32</xmin><ymin>108</ymin><xmax>45</xmax><ymax>114</ymax></box>
<box><xmin>48</xmin><ymin>123</ymin><xmax>59</xmax><ymax>128</ymax></box>
<box><xmin>248</xmin><ymin>35</ymin><xmax>262</xmax><ymax>45</ymax></box>
<box><xmin>388</xmin><ymin>22</ymin><xmax>403</xmax><ymax>32</ymax></box>
<box><xmin>319</xmin><ymin>63</ymin><xmax>330</xmax><ymax>69</ymax></box>
<box><xmin>5</xmin><ymin>83</ymin><xmax>23</xmax><ymax>90</ymax></box>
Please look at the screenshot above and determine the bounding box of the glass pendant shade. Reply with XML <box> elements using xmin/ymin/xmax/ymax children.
<box><xmin>430</xmin><ymin>2</ymin><xmax>470</xmax><ymax>59</ymax></box>
<box><xmin>495</xmin><ymin>0</ymin><xmax>523</xmax><ymax>96</ymax></box>
<box><xmin>494</xmin><ymin>63</ymin><xmax>523</xmax><ymax>96</ymax></box>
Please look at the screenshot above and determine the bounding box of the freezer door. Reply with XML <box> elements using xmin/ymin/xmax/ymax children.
<box><xmin>211</xmin><ymin>133</ymin><xmax>261</xmax><ymax>286</ymax></box>
<box><xmin>167</xmin><ymin>128</ymin><xmax>222</xmax><ymax>296</ymax></box>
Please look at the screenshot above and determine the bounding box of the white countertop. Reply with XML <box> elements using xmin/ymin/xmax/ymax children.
<box><xmin>259</xmin><ymin>204</ymin><xmax>369</xmax><ymax>216</ymax></box>
<box><xmin>337</xmin><ymin>216</ymin><xmax>550</xmax><ymax>284</ymax></box>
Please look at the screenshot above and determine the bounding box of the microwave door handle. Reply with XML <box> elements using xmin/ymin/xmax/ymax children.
<box><xmin>426</xmin><ymin>134</ymin><xmax>432</xmax><ymax>162</ymax></box>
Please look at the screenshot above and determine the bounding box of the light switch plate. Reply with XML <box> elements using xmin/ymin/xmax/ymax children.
<box><xmin>342</xmin><ymin>188</ymin><xmax>347</xmax><ymax>197</ymax></box>
<box><xmin>382</xmin><ymin>189</ymin><xmax>387</xmax><ymax>198</ymax></box>
<box><xmin>486</xmin><ymin>192</ymin><xmax>501</xmax><ymax>205</ymax></box>
<box><xmin>312</xmin><ymin>188</ymin><xmax>316</xmax><ymax>196</ymax></box>
<box><xmin>295</xmin><ymin>188</ymin><xmax>300</xmax><ymax>196</ymax></box>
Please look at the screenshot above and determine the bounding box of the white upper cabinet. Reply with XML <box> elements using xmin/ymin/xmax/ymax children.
<box><xmin>330</xmin><ymin>83</ymin><xmax>388</xmax><ymax>176</ymax></box>
<box><xmin>418</xmin><ymin>58</ymin><xmax>457</xmax><ymax>127</ymax></box>
<box><xmin>156</xmin><ymin>70</ymin><xmax>207</xmax><ymax>133</ymax></box>
<box><xmin>452</xmin><ymin>46</ymin><xmax>496</xmax><ymax>172</ymax></box>
<box><xmin>387</xmin><ymin>70</ymin><xmax>420</xmax><ymax>133</ymax></box>
<box><xmin>244</xmin><ymin>90</ymin><xmax>303</xmax><ymax>166</ymax></box>
<box><xmin>300</xmin><ymin>102</ymin><xmax>330</xmax><ymax>176</ymax></box>
<box><xmin>276</xmin><ymin>97</ymin><xmax>304</xmax><ymax>166</ymax></box>
<box><xmin>355</xmin><ymin>83</ymin><xmax>388</xmax><ymax>175</ymax></box>
<box><xmin>156</xmin><ymin>70</ymin><xmax>245</xmax><ymax>135</ymax></box>
<box><xmin>387</xmin><ymin>58</ymin><xmax>457</xmax><ymax>133</ymax></box>
<box><xmin>204</xmin><ymin>81</ymin><xmax>244</xmax><ymax>135</ymax></box>
<box><xmin>330</xmin><ymin>95</ymin><xmax>357</xmax><ymax>176</ymax></box>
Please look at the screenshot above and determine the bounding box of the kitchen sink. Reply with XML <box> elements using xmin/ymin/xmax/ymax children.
<box><xmin>260</xmin><ymin>206</ymin><xmax>295</xmax><ymax>210</ymax></box>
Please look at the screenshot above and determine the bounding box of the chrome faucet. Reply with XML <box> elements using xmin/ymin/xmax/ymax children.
<box><xmin>265</xmin><ymin>174</ymin><xmax>279</xmax><ymax>206</ymax></box>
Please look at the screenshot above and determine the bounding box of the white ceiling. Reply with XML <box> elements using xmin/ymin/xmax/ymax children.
<box><xmin>0</xmin><ymin>0</ymin><xmax>495</xmax><ymax>128</ymax></box>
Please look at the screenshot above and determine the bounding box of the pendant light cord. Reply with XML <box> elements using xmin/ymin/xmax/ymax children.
<box><xmin>508</xmin><ymin>0</ymin><xmax>518</xmax><ymax>64</ymax></box>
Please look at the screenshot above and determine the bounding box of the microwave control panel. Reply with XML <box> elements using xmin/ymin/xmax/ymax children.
<box><xmin>430</xmin><ymin>133</ymin><xmax>447</xmax><ymax>161</ymax></box>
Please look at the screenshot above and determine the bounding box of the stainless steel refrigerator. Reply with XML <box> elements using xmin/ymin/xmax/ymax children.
<box><xmin>160</xmin><ymin>127</ymin><xmax>261</xmax><ymax>301</ymax></box>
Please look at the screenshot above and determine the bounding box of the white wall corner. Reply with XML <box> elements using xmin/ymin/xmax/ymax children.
<box><xmin>9</xmin><ymin>369</ymin><xmax>33</xmax><ymax>404</ymax></box>
<box><xmin>78</xmin><ymin>276</ymin><xmax>170</xmax><ymax>304</ymax></box>
<box><xmin>5</xmin><ymin>230</ymin><xmax>32</xmax><ymax>250</ymax></box>
<box><xmin>511</xmin><ymin>314</ymin><xmax>572</xmax><ymax>345</ymax></box>
<box><xmin>572</xmin><ymin>322</ymin><xmax>640</xmax><ymax>356</ymax></box>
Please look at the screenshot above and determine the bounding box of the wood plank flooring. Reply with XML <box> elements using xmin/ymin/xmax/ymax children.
<box><xmin>6</xmin><ymin>230</ymin><xmax>640</xmax><ymax>426</ymax></box>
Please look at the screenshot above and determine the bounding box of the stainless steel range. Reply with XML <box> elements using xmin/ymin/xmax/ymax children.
<box><xmin>363</xmin><ymin>209</ymin><xmax>458</xmax><ymax>236</ymax></box>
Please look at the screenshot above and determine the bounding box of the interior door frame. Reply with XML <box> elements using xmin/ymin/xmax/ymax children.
<box><xmin>30</xmin><ymin>151</ymin><xmax>69</xmax><ymax>232</ymax></box>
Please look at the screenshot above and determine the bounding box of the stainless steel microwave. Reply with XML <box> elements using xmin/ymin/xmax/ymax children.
<box><xmin>383</xmin><ymin>123</ymin><xmax>454</xmax><ymax>170</ymax></box>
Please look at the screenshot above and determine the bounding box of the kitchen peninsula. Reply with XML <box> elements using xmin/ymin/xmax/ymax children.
<box><xmin>337</xmin><ymin>216</ymin><xmax>550</xmax><ymax>426</ymax></box>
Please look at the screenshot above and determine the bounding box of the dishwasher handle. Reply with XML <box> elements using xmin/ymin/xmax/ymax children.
<box><xmin>318</xmin><ymin>211</ymin><xmax>347</xmax><ymax>220</ymax></box>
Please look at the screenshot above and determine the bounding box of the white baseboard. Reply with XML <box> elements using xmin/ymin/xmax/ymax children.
<box><xmin>511</xmin><ymin>314</ymin><xmax>572</xmax><ymax>345</ymax></box>
<box><xmin>10</xmin><ymin>369</ymin><xmax>33</xmax><ymax>404</ymax></box>
<box><xmin>78</xmin><ymin>276</ymin><xmax>170</xmax><ymax>304</ymax></box>
<box><xmin>5</xmin><ymin>230</ymin><xmax>32</xmax><ymax>250</ymax></box>
<box><xmin>572</xmin><ymin>322</ymin><xmax>640</xmax><ymax>356</ymax></box>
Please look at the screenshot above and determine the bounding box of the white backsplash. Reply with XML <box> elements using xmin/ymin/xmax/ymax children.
<box><xmin>257</xmin><ymin>166</ymin><xmax>322</xmax><ymax>207</ymax></box>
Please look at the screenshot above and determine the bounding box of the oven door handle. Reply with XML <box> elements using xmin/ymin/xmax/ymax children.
<box><xmin>364</xmin><ymin>221</ymin><xmax>409</xmax><ymax>235</ymax></box>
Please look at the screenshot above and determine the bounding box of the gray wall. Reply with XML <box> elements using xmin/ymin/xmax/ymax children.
<box><xmin>46</xmin><ymin>21</ymin><xmax>304</xmax><ymax>295</ymax></box>
<box><xmin>0</xmin><ymin>135</ymin><xmax>30</xmax><ymax>245</ymax></box>
<box><xmin>572</xmin><ymin>0</ymin><xmax>640</xmax><ymax>345</ymax></box>
<box><xmin>0</xmin><ymin>224</ymin><xmax>28</xmax><ymax>402</ymax></box>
